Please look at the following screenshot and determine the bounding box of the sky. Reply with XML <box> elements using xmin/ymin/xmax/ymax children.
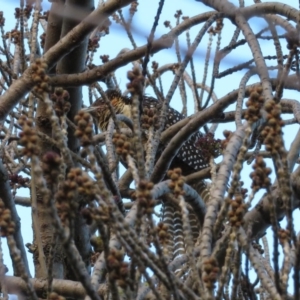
<box><xmin>1</xmin><ymin>0</ymin><xmax>300</xmax><ymax>298</ymax></box>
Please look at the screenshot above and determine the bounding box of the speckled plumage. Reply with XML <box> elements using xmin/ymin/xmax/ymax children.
<box><xmin>91</xmin><ymin>90</ymin><xmax>132</xmax><ymax>130</ymax></box>
<box><xmin>90</xmin><ymin>90</ymin><xmax>208</xmax><ymax>172</ymax></box>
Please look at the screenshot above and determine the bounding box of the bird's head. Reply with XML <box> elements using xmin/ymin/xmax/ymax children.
<box><xmin>82</xmin><ymin>89</ymin><xmax>132</xmax><ymax>131</ymax></box>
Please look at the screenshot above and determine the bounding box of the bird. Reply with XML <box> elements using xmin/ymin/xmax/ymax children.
<box><xmin>84</xmin><ymin>89</ymin><xmax>210</xmax><ymax>174</ymax></box>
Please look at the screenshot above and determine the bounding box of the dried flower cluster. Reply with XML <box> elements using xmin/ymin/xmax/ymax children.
<box><xmin>88</xmin><ymin>36</ymin><xmax>100</xmax><ymax>52</ymax></box>
<box><xmin>195</xmin><ymin>132</ymin><xmax>222</xmax><ymax>160</ymax></box>
<box><xmin>9</xmin><ymin>174</ymin><xmax>29</xmax><ymax>187</ymax></box>
<box><xmin>208</xmin><ymin>18</ymin><xmax>224</xmax><ymax>35</ymax></box>
<box><xmin>129</xmin><ymin>1</ymin><xmax>139</xmax><ymax>16</ymax></box>
<box><xmin>100</xmin><ymin>54</ymin><xmax>109</xmax><ymax>63</ymax></box>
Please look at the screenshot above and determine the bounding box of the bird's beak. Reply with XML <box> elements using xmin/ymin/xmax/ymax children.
<box><xmin>81</xmin><ymin>106</ymin><xmax>98</xmax><ymax>113</ymax></box>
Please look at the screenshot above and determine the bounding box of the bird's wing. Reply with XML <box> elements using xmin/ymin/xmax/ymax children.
<box><xmin>143</xmin><ymin>96</ymin><xmax>208</xmax><ymax>171</ymax></box>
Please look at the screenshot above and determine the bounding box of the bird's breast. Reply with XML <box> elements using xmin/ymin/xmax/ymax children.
<box><xmin>122</xmin><ymin>104</ymin><xmax>132</xmax><ymax>118</ymax></box>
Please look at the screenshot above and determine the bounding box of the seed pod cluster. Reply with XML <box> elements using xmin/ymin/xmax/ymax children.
<box><xmin>50</xmin><ymin>88</ymin><xmax>71</xmax><ymax>117</ymax></box>
<box><xmin>39</xmin><ymin>32</ymin><xmax>46</xmax><ymax>49</ymax></box>
<box><xmin>107</xmin><ymin>248</ymin><xmax>130</xmax><ymax>289</ymax></box>
<box><xmin>245</xmin><ymin>86</ymin><xmax>264</xmax><ymax>123</ymax></box>
<box><xmin>155</xmin><ymin>222</ymin><xmax>169</xmax><ymax>246</ymax></box>
<box><xmin>5</xmin><ymin>29</ymin><xmax>21</xmax><ymax>44</ymax></box>
<box><xmin>141</xmin><ymin>106</ymin><xmax>159</xmax><ymax>130</ymax></box>
<box><xmin>18</xmin><ymin>116</ymin><xmax>39</xmax><ymax>157</ymax></box>
<box><xmin>55</xmin><ymin>172</ymin><xmax>78</xmax><ymax>226</ymax></box>
<box><xmin>77</xmin><ymin>173</ymin><xmax>98</xmax><ymax>202</ymax></box>
<box><xmin>31</xmin><ymin>58</ymin><xmax>50</xmax><ymax>94</ymax></box>
<box><xmin>0</xmin><ymin>199</ymin><xmax>15</xmax><ymax>237</ymax></box>
<box><xmin>261</xmin><ymin>99</ymin><xmax>284</xmax><ymax>154</ymax></box>
<box><xmin>167</xmin><ymin>168</ymin><xmax>185</xmax><ymax>197</ymax></box>
<box><xmin>127</xmin><ymin>66</ymin><xmax>144</xmax><ymax>94</ymax></box>
<box><xmin>112</xmin><ymin>133</ymin><xmax>133</xmax><ymax>159</ymax></box>
<box><xmin>75</xmin><ymin>111</ymin><xmax>93</xmax><ymax>146</ymax></box>
<box><xmin>136</xmin><ymin>180</ymin><xmax>155</xmax><ymax>214</ymax></box>
<box><xmin>41</xmin><ymin>151</ymin><xmax>62</xmax><ymax>185</ymax></box>
<box><xmin>82</xmin><ymin>197</ymin><xmax>111</xmax><ymax>226</ymax></box>
<box><xmin>250</xmin><ymin>155</ymin><xmax>272</xmax><ymax>192</ymax></box>
<box><xmin>14</xmin><ymin>5</ymin><xmax>32</xmax><ymax>19</ymax></box>
<box><xmin>228</xmin><ymin>194</ymin><xmax>248</xmax><ymax>228</ymax></box>
<box><xmin>202</xmin><ymin>257</ymin><xmax>219</xmax><ymax>290</ymax></box>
